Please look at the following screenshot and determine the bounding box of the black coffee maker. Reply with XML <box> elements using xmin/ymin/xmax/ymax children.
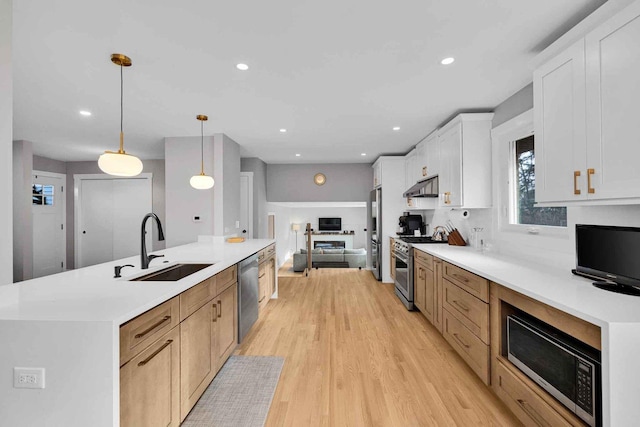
<box><xmin>398</xmin><ymin>213</ymin><xmax>424</xmax><ymax>235</ymax></box>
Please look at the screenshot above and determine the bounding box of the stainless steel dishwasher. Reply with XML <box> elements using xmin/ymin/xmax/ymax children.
<box><xmin>238</xmin><ymin>253</ymin><xmax>259</xmax><ymax>343</ymax></box>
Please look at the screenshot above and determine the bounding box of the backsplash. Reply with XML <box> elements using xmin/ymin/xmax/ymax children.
<box><xmin>417</xmin><ymin>204</ymin><xmax>640</xmax><ymax>271</ymax></box>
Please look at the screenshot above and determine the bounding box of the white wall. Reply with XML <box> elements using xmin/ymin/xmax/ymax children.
<box><xmin>214</xmin><ymin>134</ymin><xmax>241</xmax><ymax>236</ymax></box>
<box><xmin>0</xmin><ymin>0</ymin><xmax>13</xmax><ymax>286</ymax></box>
<box><xmin>265</xmin><ymin>203</ymin><xmax>295</xmax><ymax>267</ymax></box>
<box><xmin>241</xmin><ymin>158</ymin><xmax>268</xmax><ymax>238</ymax></box>
<box><xmin>288</xmin><ymin>206</ymin><xmax>367</xmax><ymax>250</ymax></box>
<box><xmin>12</xmin><ymin>140</ymin><xmax>33</xmax><ymax>282</ymax></box>
<box><xmin>165</xmin><ymin>135</ymin><xmax>216</xmax><ymax>247</ymax></box>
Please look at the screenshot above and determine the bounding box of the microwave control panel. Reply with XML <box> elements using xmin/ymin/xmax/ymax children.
<box><xmin>576</xmin><ymin>361</ymin><xmax>593</xmax><ymax>414</ymax></box>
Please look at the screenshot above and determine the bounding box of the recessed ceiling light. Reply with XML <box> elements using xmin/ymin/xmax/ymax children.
<box><xmin>79</xmin><ymin>110</ymin><xmax>92</xmax><ymax>116</ymax></box>
<box><xmin>441</xmin><ymin>57</ymin><xmax>455</xmax><ymax>65</ymax></box>
<box><xmin>295</xmin><ymin>153</ymin><xmax>301</xmax><ymax>157</ymax></box>
<box><xmin>280</xmin><ymin>129</ymin><xmax>287</xmax><ymax>133</ymax></box>
<box><xmin>361</xmin><ymin>153</ymin><xmax>367</xmax><ymax>156</ymax></box>
<box><xmin>393</xmin><ymin>127</ymin><xmax>400</xmax><ymax>131</ymax></box>
<box><xmin>236</xmin><ymin>63</ymin><xmax>249</xmax><ymax>71</ymax></box>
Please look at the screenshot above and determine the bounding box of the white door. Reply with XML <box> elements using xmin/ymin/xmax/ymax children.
<box><xmin>32</xmin><ymin>172</ymin><xmax>66</xmax><ymax>278</ymax></box>
<box><xmin>239</xmin><ymin>172</ymin><xmax>253</xmax><ymax>239</ymax></box>
<box><xmin>77</xmin><ymin>175</ymin><xmax>152</xmax><ymax>267</ymax></box>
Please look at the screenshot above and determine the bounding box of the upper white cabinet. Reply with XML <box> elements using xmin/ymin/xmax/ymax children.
<box><xmin>437</xmin><ymin>114</ymin><xmax>494</xmax><ymax>208</ymax></box>
<box><xmin>416</xmin><ymin>131</ymin><xmax>438</xmax><ymax>181</ymax></box>
<box><xmin>373</xmin><ymin>161</ymin><xmax>382</xmax><ymax>189</ymax></box>
<box><xmin>534</xmin><ymin>40</ymin><xmax>587</xmax><ymax>202</ymax></box>
<box><xmin>535</xmin><ymin>0</ymin><xmax>640</xmax><ymax>203</ymax></box>
<box><xmin>585</xmin><ymin>1</ymin><xmax>640</xmax><ymax>200</ymax></box>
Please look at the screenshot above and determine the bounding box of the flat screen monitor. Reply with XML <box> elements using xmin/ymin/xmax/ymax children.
<box><xmin>318</xmin><ymin>217</ymin><xmax>341</xmax><ymax>231</ymax></box>
<box><xmin>576</xmin><ymin>224</ymin><xmax>640</xmax><ymax>291</ymax></box>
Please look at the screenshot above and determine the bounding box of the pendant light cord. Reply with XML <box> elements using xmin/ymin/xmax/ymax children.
<box><xmin>119</xmin><ymin>64</ymin><xmax>125</xmax><ymax>153</ymax></box>
<box><xmin>201</xmin><ymin>120</ymin><xmax>205</xmax><ymax>174</ymax></box>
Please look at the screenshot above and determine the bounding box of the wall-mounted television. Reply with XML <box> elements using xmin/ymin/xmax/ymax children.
<box><xmin>575</xmin><ymin>224</ymin><xmax>640</xmax><ymax>295</ymax></box>
<box><xmin>318</xmin><ymin>217</ymin><xmax>341</xmax><ymax>231</ymax></box>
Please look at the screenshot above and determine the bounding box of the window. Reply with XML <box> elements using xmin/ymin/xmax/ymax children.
<box><xmin>511</xmin><ymin>135</ymin><xmax>566</xmax><ymax>227</ymax></box>
<box><xmin>32</xmin><ymin>184</ymin><xmax>54</xmax><ymax>206</ymax></box>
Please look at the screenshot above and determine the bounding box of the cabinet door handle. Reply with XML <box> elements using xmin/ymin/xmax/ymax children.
<box><xmin>452</xmin><ymin>299</ymin><xmax>470</xmax><ymax>312</ymax></box>
<box><xmin>217</xmin><ymin>300</ymin><xmax>222</xmax><ymax>318</ymax></box>
<box><xmin>573</xmin><ymin>170</ymin><xmax>581</xmax><ymax>195</ymax></box>
<box><xmin>134</xmin><ymin>315</ymin><xmax>171</xmax><ymax>339</ymax></box>
<box><xmin>587</xmin><ymin>168</ymin><xmax>595</xmax><ymax>194</ymax></box>
<box><xmin>516</xmin><ymin>399</ymin><xmax>549</xmax><ymax>427</ymax></box>
<box><xmin>137</xmin><ymin>339</ymin><xmax>173</xmax><ymax>367</ymax></box>
<box><xmin>212</xmin><ymin>303</ymin><xmax>217</xmax><ymax>322</ymax></box>
<box><xmin>453</xmin><ymin>333</ymin><xmax>470</xmax><ymax>349</ymax></box>
<box><xmin>422</xmin><ymin>166</ymin><xmax>427</xmax><ymax>177</ymax></box>
<box><xmin>444</xmin><ymin>192</ymin><xmax>451</xmax><ymax>204</ymax></box>
<box><xmin>451</xmin><ymin>273</ymin><xmax>469</xmax><ymax>283</ymax></box>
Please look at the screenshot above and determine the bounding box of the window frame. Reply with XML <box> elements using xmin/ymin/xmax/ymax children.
<box><xmin>492</xmin><ymin>109</ymin><xmax>568</xmax><ymax>238</ymax></box>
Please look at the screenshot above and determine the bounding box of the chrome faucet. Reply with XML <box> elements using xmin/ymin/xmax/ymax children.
<box><xmin>141</xmin><ymin>213</ymin><xmax>166</xmax><ymax>269</ymax></box>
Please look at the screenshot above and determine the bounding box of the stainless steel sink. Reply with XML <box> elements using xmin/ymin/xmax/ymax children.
<box><xmin>130</xmin><ymin>263</ymin><xmax>213</xmax><ymax>282</ymax></box>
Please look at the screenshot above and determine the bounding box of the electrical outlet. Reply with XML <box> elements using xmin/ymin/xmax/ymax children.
<box><xmin>193</xmin><ymin>215</ymin><xmax>202</xmax><ymax>223</ymax></box>
<box><xmin>235</xmin><ymin>220</ymin><xmax>240</xmax><ymax>228</ymax></box>
<box><xmin>14</xmin><ymin>367</ymin><xmax>45</xmax><ymax>389</ymax></box>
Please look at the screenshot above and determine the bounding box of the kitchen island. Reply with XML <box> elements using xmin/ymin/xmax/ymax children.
<box><xmin>0</xmin><ymin>237</ymin><xmax>275</xmax><ymax>427</ymax></box>
<box><xmin>412</xmin><ymin>244</ymin><xmax>640</xmax><ymax>427</ymax></box>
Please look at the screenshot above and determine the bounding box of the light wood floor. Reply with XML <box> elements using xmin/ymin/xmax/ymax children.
<box><xmin>237</xmin><ymin>268</ymin><xmax>521</xmax><ymax>426</ymax></box>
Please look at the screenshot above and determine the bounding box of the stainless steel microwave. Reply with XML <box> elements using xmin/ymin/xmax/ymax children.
<box><xmin>507</xmin><ymin>314</ymin><xmax>601</xmax><ymax>427</ymax></box>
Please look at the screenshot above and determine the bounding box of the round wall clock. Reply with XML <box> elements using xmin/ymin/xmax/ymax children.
<box><xmin>314</xmin><ymin>173</ymin><xmax>326</xmax><ymax>186</ymax></box>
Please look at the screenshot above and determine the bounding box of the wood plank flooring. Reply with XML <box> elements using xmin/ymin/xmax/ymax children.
<box><xmin>236</xmin><ymin>268</ymin><xmax>521</xmax><ymax>426</ymax></box>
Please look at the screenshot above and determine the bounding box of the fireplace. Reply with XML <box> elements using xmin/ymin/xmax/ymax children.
<box><xmin>314</xmin><ymin>241</ymin><xmax>346</xmax><ymax>249</ymax></box>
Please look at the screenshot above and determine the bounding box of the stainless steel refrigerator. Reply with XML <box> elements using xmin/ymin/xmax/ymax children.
<box><xmin>370</xmin><ymin>188</ymin><xmax>382</xmax><ymax>281</ymax></box>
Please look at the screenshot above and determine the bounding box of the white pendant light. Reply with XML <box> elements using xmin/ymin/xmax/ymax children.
<box><xmin>98</xmin><ymin>54</ymin><xmax>143</xmax><ymax>177</ymax></box>
<box><xmin>190</xmin><ymin>115</ymin><xmax>214</xmax><ymax>190</ymax></box>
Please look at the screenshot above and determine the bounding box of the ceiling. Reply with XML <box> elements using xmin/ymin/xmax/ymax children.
<box><xmin>13</xmin><ymin>0</ymin><xmax>607</xmax><ymax>164</ymax></box>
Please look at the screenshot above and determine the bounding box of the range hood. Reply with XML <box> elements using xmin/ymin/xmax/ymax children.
<box><xmin>403</xmin><ymin>175</ymin><xmax>439</xmax><ymax>198</ymax></box>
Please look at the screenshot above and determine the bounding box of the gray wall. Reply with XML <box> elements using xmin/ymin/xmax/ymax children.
<box><xmin>33</xmin><ymin>155</ymin><xmax>66</xmax><ymax>175</ymax></box>
<box><xmin>267</xmin><ymin>163</ymin><xmax>373</xmax><ymax>202</ymax></box>
<box><xmin>0</xmin><ymin>0</ymin><xmax>13</xmax><ymax>286</ymax></box>
<box><xmin>492</xmin><ymin>83</ymin><xmax>533</xmax><ymax>128</ymax></box>
<box><xmin>241</xmin><ymin>157</ymin><xmax>267</xmax><ymax>238</ymax></box>
<box><xmin>65</xmin><ymin>160</ymin><xmax>166</xmax><ymax>269</ymax></box>
<box><xmin>216</xmin><ymin>134</ymin><xmax>241</xmax><ymax>235</ymax></box>
<box><xmin>12</xmin><ymin>141</ymin><xmax>33</xmax><ymax>282</ymax></box>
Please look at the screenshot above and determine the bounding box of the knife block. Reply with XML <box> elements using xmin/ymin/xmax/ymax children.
<box><xmin>447</xmin><ymin>229</ymin><xmax>467</xmax><ymax>246</ymax></box>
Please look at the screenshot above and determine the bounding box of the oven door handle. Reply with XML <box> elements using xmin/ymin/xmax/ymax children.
<box><xmin>395</xmin><ymin>253</ymin><xmax>408</xmax><ymax>264</ymax></box>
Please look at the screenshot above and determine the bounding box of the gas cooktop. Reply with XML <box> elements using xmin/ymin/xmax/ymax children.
<box><xmin>397</xmin><ymin>236</ymin><xmax>447</xmax><ymax>244</ymax></box>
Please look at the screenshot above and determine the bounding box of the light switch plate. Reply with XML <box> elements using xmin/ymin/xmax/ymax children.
<box><xmin>14</xmin><ymin>367</ymin><xmax>45</xmax><ymax>389</ymax></box>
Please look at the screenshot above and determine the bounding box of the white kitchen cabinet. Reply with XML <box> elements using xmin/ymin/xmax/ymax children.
<box><xmin>416</xmin><ymin>130</ymin><xmax>438</xmax><ymax>181</ymax></box>
<box><xmin>373</xmin><ymin>161</ymin><xmax>382</xmax><ymax>189</ymax></box>
<box><xmin>534</xmin><ymin>0</ymin><xmax>640</xmax><ymax>203</ymax></box>
<box><xmin>404</xmin><ymin>149</ymin><xmax>421</xmax><ymax>210</ymax></box>
<box><xmin>534</xmin><ymin>40</ymin><xmax>587</xmax><ymax>202</ymax></box>
<box><xmin>585</xmin><ymin>0</ymin><xmax>640</xmax><ymax>200</ymax></box>
<box><xmin>437</xmin><ymin>114</ymin><xmax>493</xmax><ymax>208</ymax></box>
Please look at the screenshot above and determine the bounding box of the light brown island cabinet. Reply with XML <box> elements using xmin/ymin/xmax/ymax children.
<box><xmin>120</xmin><ymin>263</ymin><xmax>241</xmax><ymax>426</ymax></box>
<box><xmin>258</xmin><ymin>243</ymin><xmax>276</xmax><ymax>313</ymax></box>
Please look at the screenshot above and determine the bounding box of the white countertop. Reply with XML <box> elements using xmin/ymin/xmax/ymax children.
<box><xmin>0</xmin><ymin>238</ymin><xmax>274</xmax><ymax>325</ymax></box>
<box><xmin>412</xmin><ymin>244</ymin><xmax>640</xmax><ymax>326</ymax></box>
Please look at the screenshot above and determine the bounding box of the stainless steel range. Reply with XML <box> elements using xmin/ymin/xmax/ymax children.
<box><xmin>393</xmin><ymin>236</ymin><xmax>446</xmax><ymax>310</ymax></box>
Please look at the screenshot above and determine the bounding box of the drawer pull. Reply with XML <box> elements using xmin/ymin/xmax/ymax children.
<box><xmin>217</xmin><ymin>300</ymin><xmax>222</xmax><ymax>318</ymax></box>
<box><xmin>453</xmin><ymin>333</ymin><xmax>470</xmax><ymax>349</ymax></box>
<box><xmin>134</xmin><ymin>315</ymin><xmax>171</xmax><ymax>339</ymax></box>
<box><xmin>516</xmin><ymin>399</ymin><xmax>549</xmax><ymax>427</ymax></box>
<box><xmin>259</xmin><ymin>296</ymin><xmax>265</xmax><ymax>303</ymax></box>
<box><xmin>212</xmin><ymin>304</ymin><xmax>217</xmax><ymax>322</ymax></box>
<box><xmin>137</xmin><ymin>339</ymin><xmax>173</xmax><ymax>367</ymax></box>
<box><xmin>451</xmin><ymin>273</ymin><xmax>469</xmax><ymax>283</ymax></box>
<box><xmin>452</xmin><ymin>299</ymin><xmax>470</xmax><ymax>312</ymax></box>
